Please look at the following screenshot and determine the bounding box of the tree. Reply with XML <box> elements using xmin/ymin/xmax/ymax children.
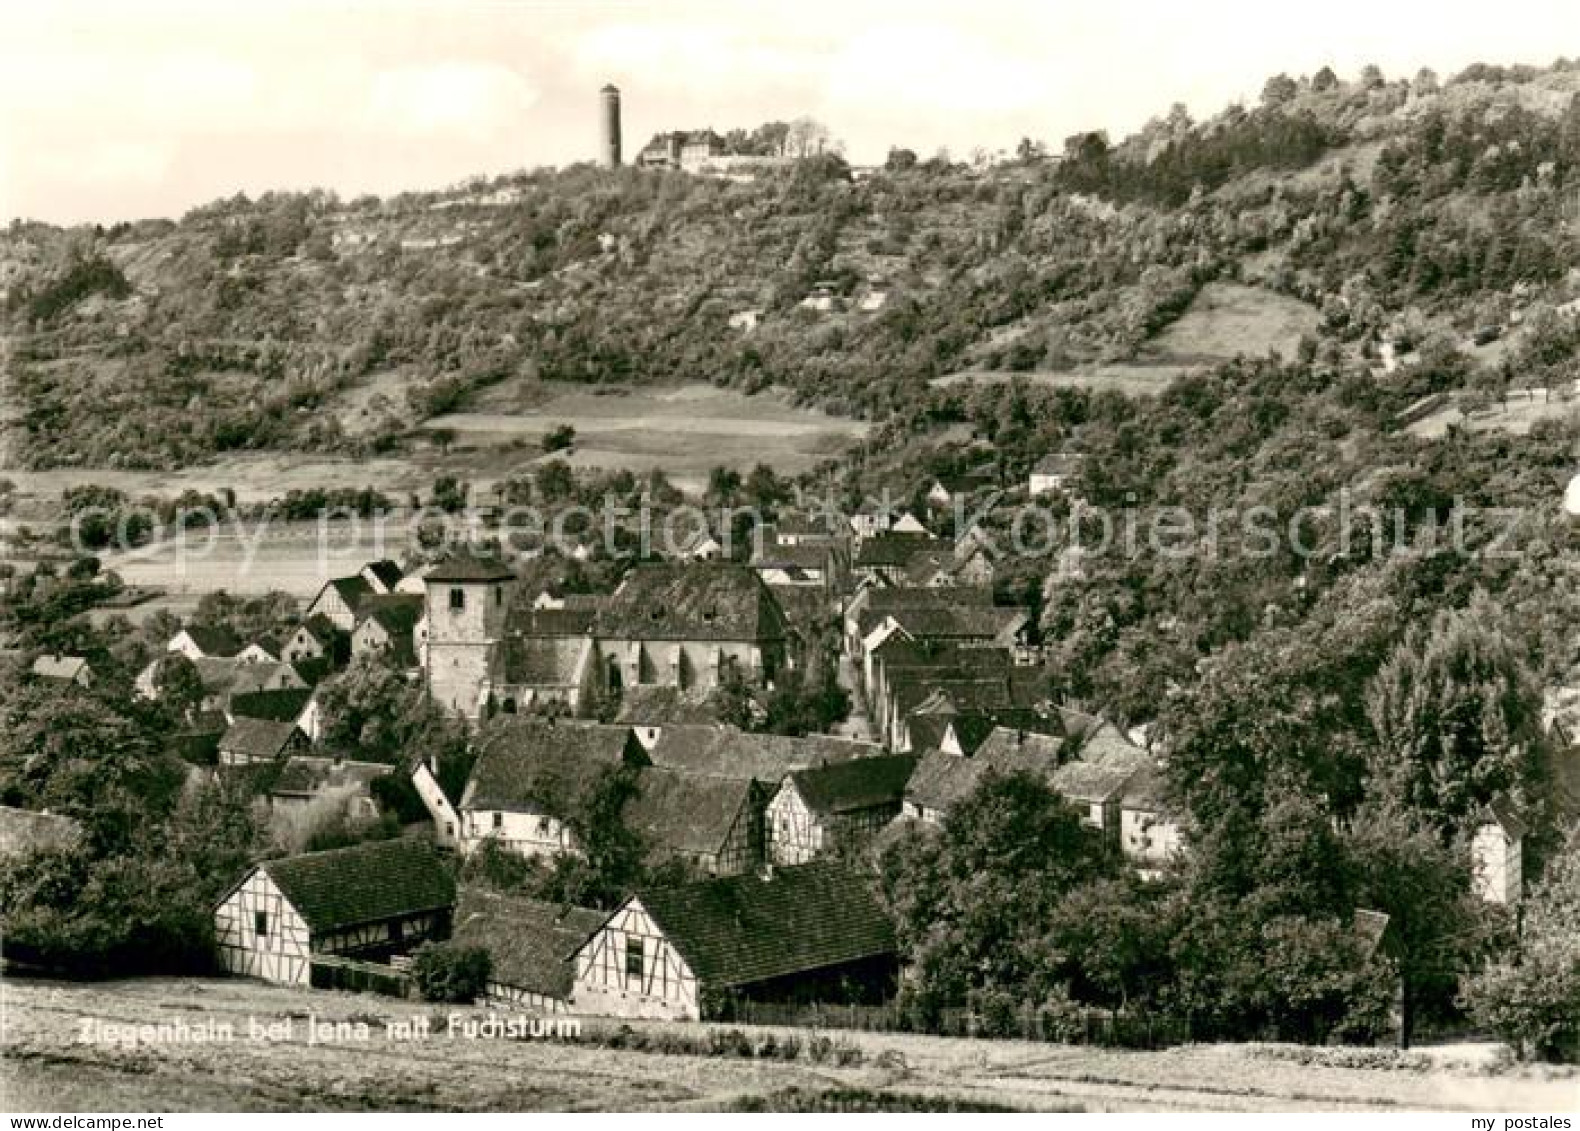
<box><xmin>152</xmin><ymin>653</ymin><xmax>205</xmax><ymax>720</ymax></box>
<box><xmin>412</xmin><ymin>942</ymin><xmax>492</xmax><ymax>1003</ymax></box>
<box><xmin>1262</xmin><ymin>74</ymin><xmax>1298</xmax><ymax>107</ymax></box>
<box><xmin>1365</xmin><ymin>596</ymin><xmax>1548</xmax><ymax>828</ymax></box>
<box><xmin>1463</xmin><ymin>840</ymin><xmax>1580</xmax><ymax>1062</ymax></box>
<box><xmin>542</xmin><ymin>423</ymin><xmax>576</xmax><ymax>453</ymax></box>
<box><xmin>886</xmin><ymin>147</ymin><xmax>919</xmax><ymax>172</ymax></box>
<box><xmin>786</xmin><ymin>117</ymin><xmax>834</xmax><ymax>158</ymax></box>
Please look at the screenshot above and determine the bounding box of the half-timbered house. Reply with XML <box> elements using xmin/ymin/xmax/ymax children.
<box><xmin>217</xmin><ymin>717</ymin><xmax>306</xmax><ymax>767</ymax></box>
<box><xmin>622</xmin><ymin>766</ymin><xmax>759</xmax><ymax>875</ymax></box>
<box><xmin>214</xmin><ymin>838</ymin><xmax>455</xmax><ymax>986</ymax></box>
<box><xmin>571</xmin><ymin>862</ymin><xmax>897</xmax><ymax>1020</ymax></box>
<box><xmin>766</xmin><ymin>755</ymin><xmax>916</xmax><ymax>865</ymax></box>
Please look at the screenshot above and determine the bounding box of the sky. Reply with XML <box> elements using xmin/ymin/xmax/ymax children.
<box><xmin>5</xmin><ymin>0</ymin><xmax>1580</xmax><ymax>225</ymax></box>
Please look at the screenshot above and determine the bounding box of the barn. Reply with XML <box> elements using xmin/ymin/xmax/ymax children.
<box><xmin>571</xmin><ymin>861</ymin><xmax>897</xmax><ymax>1021</ymax></box>
<box><xmin>214</xmin><ymin>838</ymin><xmax>455</xmax><ymax>986</ymax></box>
<box><xmin>449</xmin><ymin>889</ymin><xmax>604</xmax><ymax>1012</ymax></box>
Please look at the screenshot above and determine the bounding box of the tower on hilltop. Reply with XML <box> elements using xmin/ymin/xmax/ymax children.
<box><xmin>600</xmin><ymin>84</ymin><xmax>622</xmax><ymax>168</ymax></box>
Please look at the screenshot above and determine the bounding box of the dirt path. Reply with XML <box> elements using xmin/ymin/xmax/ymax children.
<box><xmin>2</xmin><ymin>978</ymin><xmax>1575</xmax><ymax>1113</ymax></box>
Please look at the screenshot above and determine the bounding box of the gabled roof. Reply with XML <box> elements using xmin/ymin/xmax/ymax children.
<box><xmin>230</xmin><ymin>661</ymin><xmax>307</xmax><ymax>696</ymax></box>
<box><xmin>229</xmin><ymin>687</ymin><xmax>314</xmax><ymax>724</ymax></box>
<box><xmin>855</xmin><ymin>532</ymin><xmax>941</xmax><ymax>569</ymax></box>
<box><xmin>1050</xmin><ymin>758</ymin><xmax>1142</xmax><ymax>804</ymax></box>
<box><xmin>30</xmin><ymin>654</ymin><xmax>89</xmax><ymax>682</ymax></box>
<box><xmin>508</xmin><ymin>607</ymin><xmax>598</xmax><ymax>637</ymax></box>
<box><xmin>623</xmin><ymin>767</ymin><xmax>754</xmax><ymax>859</ymax></box>
<box><xmin>1481</xmin><ymin>794</ymin><xmax>1527</xmax><ymax>839</ymax></box>
<box><xmin>357</xmin><ymin>594</ymin><xmax>424</xmax><ymax>637</ymax></box>
<box><xmin>425</xmin><ymin>551</ymin><xmax>516</xmax><ymax>583</ymax></box>
<box><xmin>253</xmin><ymin>837</ymin><xmax>455</xmax><ymax>934</ymax></box>
<box><xmin>625</xmin><ymin>862</ymin><xmax>895</xmax><ymax>989</ymax></box>
<box><xmin>751</xmin><ymin>542</ymin><xmax>831</xmax><ymax>571</ymax></box>
<box><xmin>321</xmin><ymin>575</ymin><xmax>374</xmax><ymax>610</ymax></box>
<box><xmin>887</xmin><ymin>604</ymin><xmax>1028</xmax><ymax>642</ymax></box>
<box><xmin>461</xmin><ymin>719</ymin><xmax>647</xmax><ymax>815</ymax></box>
<box><xmin>294</xmin><ymin>614</ymin><xmax>341</xmax><ymax>645</ymax></box>
<box><xmin>218</xmin><ymin>717</ymin><xmax>301</xmax><ymax>761</ymax></box>
<box><xmin>647</xmin><ymin>726</ymin><xmax>880</xmax><ymax>782</ymax></box>
<box><xmin>773</xmin><ymin>513</ymin><xmax>842</xmax><ymax>539</ymax></box>
<box><xmin>451</xmin><ymin>889</ymin><xmax>603</xmax><ymax>999</ymax></box>
<box><xmin>594</xmin><ymin>564</ymin><xmax>788</xmax><ymax>643</ymax></box>
<box><xmin>614</xmin><ymin>686</ymin><xmax>729</xmax><ymax>727</ymax></box>
<box><xmin>0</xmin><ymin>805</ymin><xmax>83</xmax><ymax>859</ymax></box>
<box><xmin>361</xmin><ymin>559</ymin><xmax>404</xmax><ymax>591</ymax></box>
<box><xmin>787</xmin><ymin>755</ymin><xmax>917</xmax><ymax>816</ymax></box>
<box><xmin>177</xmin><ymin>624</ymin><xmax>243</xmax><ymax>657</ymax></box>
<box><xmin>905</xmin><ymin>726</ymin><xmax>1068</xmax><ymax>815</ymax></box>
<box><xmin>1119</xmin><ymin>761</ymin><xmax>1172</xmax><ymax>812</ymax></box>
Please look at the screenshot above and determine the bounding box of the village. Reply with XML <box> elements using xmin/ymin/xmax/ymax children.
<box><xmin>3</xmin><ymin>456</ymin><xmax>1532</xmax><ymax>1031</ymax></box>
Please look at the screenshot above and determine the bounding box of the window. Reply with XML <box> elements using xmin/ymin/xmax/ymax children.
<box><xmin>492</xmin><ymin>812</ymin><xmax>503</xmax><ymax>830</ymax></box>
<box><xmin>494</xmin><ymin>585</ymin><xmax>502</xmax><ymax>605</ymax></box>
<box><xmin>449</xmin><ymin>587</ymin><xmax>465</xmax><ymax>611</ymax></box>
<box><xmin>625</xmin><ymin>937</ymin><xmax>644</xmax><ymax>982</ymax></box>
<box><xmin>254</xmin><ymin>911</ymin><xmax>269</xmax><ymax>937</ymax></box>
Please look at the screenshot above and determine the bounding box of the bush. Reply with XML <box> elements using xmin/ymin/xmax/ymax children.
<box><xmin>410</xmin><ymin>942</ymin><xmax>491</xmax><ymax>1003</ymax></box>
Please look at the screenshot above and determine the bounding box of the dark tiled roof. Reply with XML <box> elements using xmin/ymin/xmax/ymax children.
<box><xmin>326</xmin><ymin>575</ymin><xmax>375</xmax><ymax>609</ymax></box>
<box><xmin>230</xmin><ymin>661</ymin><xmax>307</xmax><ymax>696</ymax></box>
<box><xmin>632</xmin><ymin>862</ymin><xmax>895</xmax><ymax>989</ymax></box>
<box><xmin>218</xmin><ymin>717</ymin><xmax>301</xmax><ymax>760</ymax></box>
<box><xmin>623</xmin><ymin>767</ymin><xmax>754</xmax><ymax>859</ymax></box>
<box><xmin>229</xmin><ymin>687</ymin><xmax>313</xmax><ymax>724</ymax></box>
<box><xmin>595</xmin><ymin>564</ymin><xmax>787</xmax><ymax>643</ymax></box>
<box><xmin>271</xmin><ymin>756</ymin><xmax>393</xmax><ymax>798</ymax></box>
<box><xmin>852</xmin><ymin>586</ymin><xmax>995</xmax><ymax>619</ymax></box>
<box><xmin>362</xmin><ymin>560</ymin><xmax>404</xmax><ymax>590</ymax></box>
<box><xmin>1119</xmin><ymin>761</ymin><xmax>1172</xmax><ymax>811</ymax></box>
<box><xmin>180</xmin><ymin>624</ymin><xmax>243</xmax><ymax>657</ymax></box>
<box><xmin>426</xmin><ymin>552</ymin><xmax>516</xmax><ymax>583</ymax></box>
<box><xmin>614</xmin><ymin>687</ymin><xmax>729</xmax><ymax>726</ymax></box>
<box><xmin>0</xmin><ymin>806</ymin><xmax>83</xmax><ymax>859</ymax></box>
<box><xmin>788</xmin><ymin>755</ymin><xmax>917</xmax><ymax>816</ymax></box>
<box><xmin>774</xmin><ymin>513</ymin><xmax>842</xmax><ymax>538</ymax></box>
<box><xmin>888</xmin><ymin>605</ymin><xmax>1028</xmax><ymax>642</ymax></box>
<box><xmin>508</xmin><ymin>608</ymin><xmax>597</xmax><ymax>637</ymax></box>
<box><xmin>647</xmin><ymin>726</ymin><xmax>880</xmax><ymax>782</ymax></box>
<box><xmin>1050</xmin><ymin>758</ymin><xmax>1142</xmax><ymax>804</ymax></box>
<box><xmin>906</xmin><ymin>726</ymin><xmax>1067</xmax><ymax>815</ymax></box>
<box><xmin>855</xmin><ymin>533</ymin><xmax>940</xmax><ymax>568</ymax></box>
<box><xmin>1482</xmin><ymin>793</ymin><xmax>1527</xmax><ymax>839</ymax></box>
<box><xmin>462</xmin><ymin>719</ymin><xmax>647</xmax><ymax>814</ymax></box>
<box><xmin>257</xmin><ymin>837</ymin><xmax>455</xmax><ymax>934</ymax></box>
<box><xmin>451</xmin><ymin>889</ymin><xmax>603</xmax><ymax>999</ymax></box>
<box><xmin>297</xmin><ymin>614</ymin><xmax>341</xmax><ymax>644</ymax></box>
<box><xmin>751</xmin><ymin>543</ymin><xmax>831</xmax><ymax>570</ymax></box>
<box><xmin>358</xmin><ymin>594</ymin><xmax>424</xmax><ymax>636</ymax></box>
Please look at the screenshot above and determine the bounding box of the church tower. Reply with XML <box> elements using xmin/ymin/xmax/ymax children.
<box><xmin>423</xmin><ymin>552</ymin><xmax>516</xmax><ymax>720</ymax></box>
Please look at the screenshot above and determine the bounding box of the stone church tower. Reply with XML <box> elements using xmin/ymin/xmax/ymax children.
<box><xmin>423</xmin><ymin>552</ymin><xmax>516</xmax><ymax>720</ymax></box>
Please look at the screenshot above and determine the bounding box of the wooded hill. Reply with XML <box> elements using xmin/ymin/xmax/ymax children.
<box><xmin>7</xmin><ymin>60</ymin><xmax>1580</xmax><ymax>470</ymax></box>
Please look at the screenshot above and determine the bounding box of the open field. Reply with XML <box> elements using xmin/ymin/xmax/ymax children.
<box><xmin>931</xmin><ymin>362</ymin><xmax>1197</xmax><ymax>397</ymax></box>
<box><xmin>3</xmin><ymin>977</ymin><xmax>1573</xmax><ymax>1113</ymax></box>
<box><xmin>4</xmin><ymin>384</ymin><xmax>868</xmax><ymax>517</ymax></box>
<box><xmin>424</xmin><ymin>382</ymin><xmax>869</xmax><ymax>484</ymax></box>
<box><xmin>1405</xmin><ymin>389</ymin><xmax>1580</xmax><ymax>439</ymax></box>
<box><xmin>933</xmin><ymin>283</ymin><xmax>1320</xmax><ymax>395</ymax></box>
<box><xmin>1140</xmin><ymin>282</ymin><xmax>1321</xmax><ymax>363</ymax></box>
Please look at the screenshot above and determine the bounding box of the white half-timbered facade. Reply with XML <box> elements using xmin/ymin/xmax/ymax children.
<box><xmin>214</xmin><ymin>838</ymin><xmax>456</xmax><ymax>986</ymax></box>
<box><xmin>573</xmin><ymin>898</ymin><xmax>701</xmax><ymax>1020</ymax></box>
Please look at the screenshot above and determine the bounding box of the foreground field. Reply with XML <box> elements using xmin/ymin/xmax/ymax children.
<box><xmin>3</xmin><ymin>978</ymin><xmax>1574</xmax><ymax>1113</ymax></box>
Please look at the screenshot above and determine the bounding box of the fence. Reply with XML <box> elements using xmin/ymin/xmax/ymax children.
<box><xmin>721</xmin><ymin>999</ymin><xmax>1191</xmax><ymax>1050</ymax></box>
<box><xmin>309</xmin><ymin>955</ymin><xmax>414</xmax><ymax>998</ymax></box>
